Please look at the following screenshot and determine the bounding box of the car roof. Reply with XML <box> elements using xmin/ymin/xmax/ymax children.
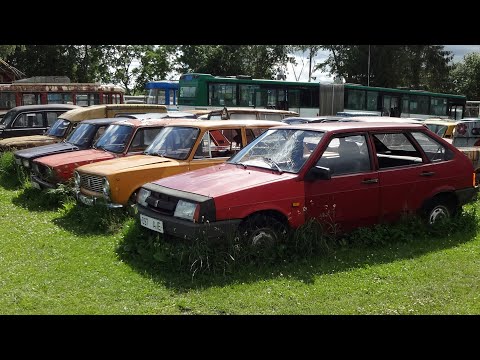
<box><xmin>282</xmin><ymin>116</ymin><xmax>346</xmax><ymax>123</ymax></box>
<box><xmin>124</xmin><ymin>111</ymin><xmax>197</xmax><ymax>120</ymax></box>
<box><xmin>78</xmin><ymin>118</ymin><xmax>121</xmax><ymax>125</ymax></box>
<box><xmin>161</xmin><ymin>119</ymin><xmax>285</xmax><ymax>128</ymax></box>
<box><xmin>275</xmin><ymin>121</ymin><xmax>427</xmax><ymax>132</ymax></box>
<box><xmin>109</xmin><ymin>118</ymin><xmax>181</xmax><ymax>127</ymax></box>
<box><xmin>6</xmin><ymin>104</ymin><xmax>79</xmax><ymax>112</ymax></box>
<box><xmin>347</xmin><ymin>116</ymin><xmax>424</xmax><ymax>124</ymax></box>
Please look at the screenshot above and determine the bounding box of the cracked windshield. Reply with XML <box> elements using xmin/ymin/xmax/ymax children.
<box><xmin>229</xmin><ymin>129</ymin><xmax>324</xmax><ymax>173</ymax></box>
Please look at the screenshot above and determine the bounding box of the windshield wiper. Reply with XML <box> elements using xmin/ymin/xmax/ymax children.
<box><xmin>235</xmin><ymin>162</ymin><xmax>247</xmax><ymax>169</ymax></box>
<box><xmin>264</xmin><ymin>157</ymin><xmax>283</xmax><ymax>173</ymax></box>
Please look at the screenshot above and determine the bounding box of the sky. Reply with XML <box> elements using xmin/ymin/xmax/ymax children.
<box><xmin>284</xmin><ymin>45</ymin><xmax>480</xmax><ymax>83</ymax></box>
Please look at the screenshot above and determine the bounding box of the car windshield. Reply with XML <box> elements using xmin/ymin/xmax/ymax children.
<box><xmin>144</xmin><ymin>126</ymin><xmax>200</xmax><ymax>160</ymax></box>
<box><xmin>228</xmin><ymin>128</ymin><xmax>324</xmax><ymax>173</ymax></box>
<box><xmin>94</xmin><ymin>124</ymin><xmax>133</xmax><ymax>153</ymax></box>
<box><xmin>46</xmin><ymin>119</ymin><xmax>71</xmax><ymax>137</ymax></box>
<box><xmin>426</xmin><ymin>124</ymin><xmax>448</xmax><ymax>137</ymax></box>
<box><xmin>65</xmin><ymin>123</ymin><xmax>98</xmax><ymax>147</ymax></box>
<box><xmin>0</xmin><ymin>111</ymin><xmax>15</xmax><ymax>126</ymax></box>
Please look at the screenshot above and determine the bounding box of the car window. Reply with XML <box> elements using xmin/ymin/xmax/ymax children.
<box><xmin>128</xmin><ymin>127</ymin><xmax>164</xmax><ymax>152</ymax></box>
<box><xmin>316</xmin><ymin>134</ymin><xmax>371</xmax><ymax>176</ymax></box>
<box><xmin>372</xmin><ymin>132</ymin><xmax>423</xmax><ymax>169</ymax></box>
<box><xmin>411</xmin><ymin>131</ymin><xmax>454</xmax><ymax>162</ymax></box>
<box><xmin>262</xmin><ymin>114</ymin><xmax>282</xmax><ymax>121</ymax></box>
<box><xmin>246</xmin><ymin>128</ymin><xmax>268</xmax><ymax>144</ymax></box>
<box><xmin>12</xmin><ymin>113</ymin><xmax>43</xmax><ymax>128</ymax></box>
<box><xmin>46</xmin><ymin>112</ymin><xmax>62</xmax><ymax>127</ymax></box>
<box><xmin>194</xmin><ymin>128</ymin><xmax>241</xmax><ymax>159</ymax></box>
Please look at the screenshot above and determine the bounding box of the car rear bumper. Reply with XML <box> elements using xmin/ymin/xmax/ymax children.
<box><xmin>455</xmin><ymin>186</ymin><xmax>478</xmax><ymax>206</ymax></box>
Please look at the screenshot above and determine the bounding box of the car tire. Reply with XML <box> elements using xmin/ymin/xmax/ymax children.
<box><xmin>423</xmin><ymin>197</ymin><xmax>455</xmax><ymax>225</ymax></box>
<box><xmin>239</xmin><ymin>213</ymin><xmax>287</xmax><ymax>247</ymax></box>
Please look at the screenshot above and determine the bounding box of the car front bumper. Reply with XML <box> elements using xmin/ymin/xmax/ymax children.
<box><xmin>137</xmin><ymin>204</ymin><xmax>242</xmax><ymax>241</ymax></box>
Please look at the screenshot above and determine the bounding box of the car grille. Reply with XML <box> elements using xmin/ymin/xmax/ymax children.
<box><xmin>145</xmin><ymin>191</ymin><xmax>178</xmax><ymax>216</ymax></box>
<box><xmin>32</xmin><ymin>163</ymin><xmax>55</xmax><ymax>183</ymax></box>
<box><xmin>79</xmin><ymin>173</ymin><xmax>103</xmax><ymax>193</ymax></box>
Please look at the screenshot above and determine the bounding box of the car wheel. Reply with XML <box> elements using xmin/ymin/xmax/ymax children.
<box><xmin>239</xmin><ymin>214</ymin><xmax>287</xmax><ymax>247</ymax></box>
<box><xmin>126</xmin><ymin>192</ymin><xmax>138</xmax><ymax>217</ymax></box>
<box><xmin>424</xmin><ymin>198</ymin><xmax>453</xmax><ymax>225</ymax></box>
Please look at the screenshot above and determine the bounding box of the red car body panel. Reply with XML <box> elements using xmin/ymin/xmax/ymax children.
<box><xmin>139</xmin><ymin>122</ymin><xmax>478</xmax><ymax>237</ymax></box>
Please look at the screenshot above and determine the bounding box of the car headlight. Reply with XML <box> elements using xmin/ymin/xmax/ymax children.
<box><xmin>45</xmin><ymin>166</ymin><xmax>54</xmax><ymax>179</ymax></box>
<box><xmin>102</xmin><ymin>177</ymin><xmax>110</xmax><ymax>198</ymax></box>
<box><xmin>22</xmin><ymin>159</ymin><xmax>30</xmax><ymax>168</ymax></box>
<box><xmin>74</xmin><ymin>171</ymin><xmax>81</xmax><ymax>189</ymax></box>
<box><xmin>174</xmin><ymin>200</ymin><xmax>198</xmax><ymax>221</ymax></box>
<box><xmin>15</xmin><ymin>157</ymin><xmax>22</xmax><ymax>165</ymax></box>
<box><xmin>137</xmin><ymin>188</ymin><xmax>151</xmax><ymax>207</ymax></box>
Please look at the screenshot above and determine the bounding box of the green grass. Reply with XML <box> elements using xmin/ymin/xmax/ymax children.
<box><xmin>1</xmin><ymin>181</ymin><xmax>480</xmax><ymax>314</ymax></box>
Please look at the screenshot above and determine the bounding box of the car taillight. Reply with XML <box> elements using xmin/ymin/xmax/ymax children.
<box><xmin>474</xmin><ymin>172</ymin><xmax>477</xmax><ymax>187</ymax></box>
<box><xmin>193</xmin><ymin>204</ymin><xmax>201</xmax><ymax>223</ymax></box>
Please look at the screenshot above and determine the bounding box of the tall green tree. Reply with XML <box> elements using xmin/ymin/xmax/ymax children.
<box><xmin>450</xmin><ymin>53</ymin><xmax>480</xmax><ymax>100</ymax></box>
<box><xmin>289</xmin><ymin>45</ymin><xmax>322</xmax><ymax>81</ymax></box>
<box><xmin>174</xmin><ymin>45</ymin><xmax>289</xmax><ymax>79</ymax></box>
<box><xmin>5</xmin><ymin>45</ymin><xmax>106</xmax><ymax>82</ymax></box>
<box><xmin>98</xmin><ymin>45</ymin><xmax>173</xmax><ymax>95</ymax></box>
<box><xmin>316</xmin><ymin>45</ymin><xmax>453</xmax><ymax>92</ymax></box>
<box><xmin>132</xmin><ymin>46</ymin><xmax>175</xmax><ymax>94</ymax></box>
<box><xmin>0</xmin><ymin>45</ymin><xmax>21</xmax><ymax>59</ymax></box>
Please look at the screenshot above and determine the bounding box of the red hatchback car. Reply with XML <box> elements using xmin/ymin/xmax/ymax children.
<box><xmin>136</xmin><ymin>122</ymin><xmax>478</xmax><ymax>244</ymax></box>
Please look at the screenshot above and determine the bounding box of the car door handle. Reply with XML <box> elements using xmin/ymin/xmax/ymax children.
<box><xmin>361</xmin><ymin>178</ymin><xmax>378</xmax><ymax>184</ymax></box>
<box><xmin>420</xmin><ymin>171</ymin><xmax>435</xmax><ymax>177</ymax></box>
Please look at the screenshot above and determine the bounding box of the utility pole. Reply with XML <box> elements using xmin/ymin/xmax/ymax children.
<box><xmin>368</xmin><ymin>45</ymin><xmax>371</xmax><ymax>87</ymax></box>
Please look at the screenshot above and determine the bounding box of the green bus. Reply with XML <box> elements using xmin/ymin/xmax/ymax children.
<box><xmin>178</xmin><ymin>73</ymin><xmax>466</xmax><ymax>119</ymax></box>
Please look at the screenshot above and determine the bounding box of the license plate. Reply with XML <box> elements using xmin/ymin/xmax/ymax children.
<box><xmin>31</xmin><ymin>180</ymin><xmax>41</xmax><ymax>190</ymax></box>
<box><xmin>140</xmin><ymin>214</ymin><xmax>164</xmax><ymax>233</ymax></box>
<box><xmin>78</xmin><ymin>193</ymin><xmax>94</xmax><ymax>206</ymax></box>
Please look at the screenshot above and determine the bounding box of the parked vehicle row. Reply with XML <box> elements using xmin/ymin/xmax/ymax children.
<box><xmin>2</xmin><ymin>102</ymin><xmax>478</xmax><ymax>248</ymax></box>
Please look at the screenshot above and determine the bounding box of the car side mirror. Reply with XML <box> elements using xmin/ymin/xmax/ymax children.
<box><xmin>305</xmin><ymin>166</ymin><xmax>331</xmax><ymax>181</ymax></box>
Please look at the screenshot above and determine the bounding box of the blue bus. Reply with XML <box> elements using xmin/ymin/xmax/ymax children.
<box><xmin>145</xmin><ymin>80</ymin><xmax>179</xmax><ymax>110</ymax></box>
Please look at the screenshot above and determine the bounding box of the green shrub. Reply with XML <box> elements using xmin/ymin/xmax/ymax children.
<box><xmin>0</xmin><ymin>151</ymin><xmax>28</xmax><ymax>188</ymax></box>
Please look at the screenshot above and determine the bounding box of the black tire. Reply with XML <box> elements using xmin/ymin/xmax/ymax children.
<box><xmin>239</xmin><ymin>213</ymin><xmax>287</xmax><ymax>247</ymax></box>
<box><xmin>424</xmin><ymin>197</ymin><xmax>454</xmax><ymax>225</ymax></box>
<box><xmin>126</xmin><ymin>192</ymin><xmax>138</xmax><ymax>217</ymax></box>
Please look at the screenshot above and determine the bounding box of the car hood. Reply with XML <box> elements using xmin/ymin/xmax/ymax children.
<box><xmin>0</xmin><ymin>135</ymin><xmax>58</xmax><ymax>148</ymax></box>
<box><xmin>151</xmin><ymin>163</ymin><xmax>296</xmax><ymax>198</ymax></box>
<box><xmin>14</xmin><ymin>142</ymin><xmax>79</xmax><ymax>160</ymax></box>
<box><xmin>77</xmin><ymin>154</ymin><xmax>175</xmax><ymax>176</ymax></box>
<box><xmin>35</xmin><ymin>149</ymin><xmax>115</xmax><ymax>168</ymax></box>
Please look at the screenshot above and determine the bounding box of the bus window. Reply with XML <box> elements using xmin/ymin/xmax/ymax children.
<box><xmin>22</xmin><ymin>93</ymin><xmax>41</xmax><ymax>105</ymax></box>
<box><xmin>47</xmin><ymin>93</ymin><xmax>73</xmax><ymax>104</ymax></box>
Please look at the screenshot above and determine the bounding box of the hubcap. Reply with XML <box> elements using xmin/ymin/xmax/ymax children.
<box><xmin>429</xmin><ymin>206</ymin><xmax>448</xmax><ymax>224</ymax></box>
<box><xmin>251</xmin><ymin>229</ymin><xmax>275</xmax><ymax>246</ymax></box>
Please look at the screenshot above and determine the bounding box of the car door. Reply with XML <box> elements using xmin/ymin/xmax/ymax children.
<box><xmin>6</xmin><ymin>112</ymin><xmax>44</xmax><ymax>138</ymax></box>
<box><xmin>189</xmin><ymin>128</ymin><xmax>242</xmax><ymax>171</ymax></box>
<box><xmin>304</xmin><ymin>133</ymin><xmax>380</xmax><ymax>232</ymax></box>
<box><xmin>372</xmin><ymin>130</ymin><xmax>434</xmax><ymax>222</ymax></box>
